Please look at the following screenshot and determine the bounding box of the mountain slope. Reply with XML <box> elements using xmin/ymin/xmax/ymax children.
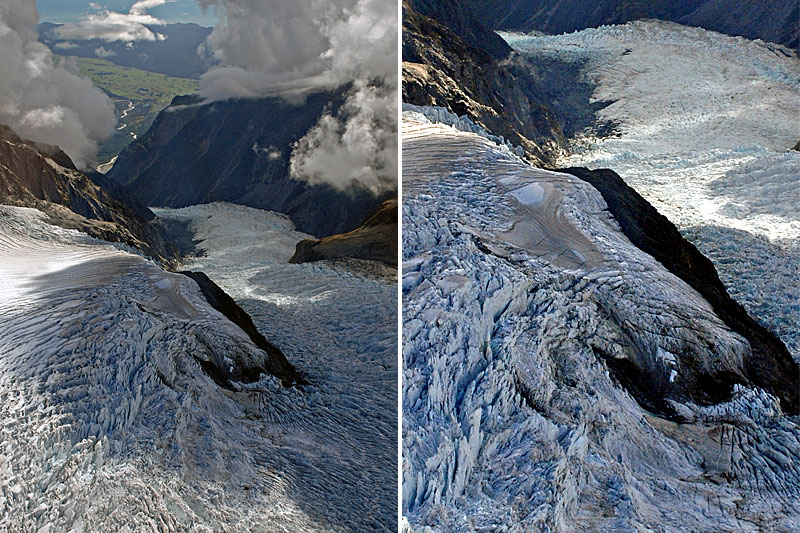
<box><xmin>466</xmin><ymin>0</ymin><xmax>799</xmax><ymax>49</ymax></box>
<box><xmin>108</xmin><ymin>93</ymin><xmax>389</xmax><ymax>237</ymax></box>
<box><xmin>0</xmin><ymin>124</ymin><xmax>177</xmax><ymax>264</ymax></box>
<box><xmin>402</xmin><ymin>0</ymin><xmax>567</xmax><ymax>166</ymax></box>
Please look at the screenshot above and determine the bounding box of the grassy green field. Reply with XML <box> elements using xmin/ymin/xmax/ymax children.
<box><xmin>62</xmin><ymin>55</ymin><xmax>198</xmax><ymax>108</ymax></box>
<box><xmin>56</xmin><ymin>55</ymin><xmax>199</xmax><ymax>166</ymax></box>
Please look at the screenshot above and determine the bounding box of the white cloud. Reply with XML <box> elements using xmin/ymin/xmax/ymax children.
<box><xmin>196</xmin><ymin>0</ymin><xmax>398</xmax><ymax>193</ymax></box>
<box><xmin>0</xmin><ymin>1</ymin><xmax>116</xmax><ymax>167</ymax></box>
<box><xmin>55</xmin><ymin>0</ymin><xmax>174</xmax><ymax>42</ymax></box>
<box><xmin>94</xmin><ymin>46</ymin><xmax>116</xmax><ymax>58</ymax></box>
<box><xmin>289</xmin><ymin>81</ymin><xmax>397</xmax><ymax>195</ymax></box>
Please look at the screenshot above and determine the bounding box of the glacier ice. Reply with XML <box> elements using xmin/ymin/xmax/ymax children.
<box><xmin>502</xmin><ymin>20</ymin><xmax>800</xmax><ymax>365</ymax></box>
<box><xmin>0</xmin><ymin>202</ymin><xmax>397</xmax><ymax>531</ymax></box>
<box><xmin>402</xmin><ymin>119</ymin><xmax>800</xmax><ymax>531</ymax></box>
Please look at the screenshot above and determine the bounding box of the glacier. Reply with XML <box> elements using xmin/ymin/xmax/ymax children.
<box><xmin>0</xmin><ymin>202</ymin><xmax>397</xmax><ymax>531</ymax></box>
<box><xmin>402</xmin><ymin>118</ymin><xmax>800</xmax><ymax>531</ymax></box>
<box><xmin>501</xmin><ymin>20</ymin><xmax>800</xmax><ymax>361</ymax></box>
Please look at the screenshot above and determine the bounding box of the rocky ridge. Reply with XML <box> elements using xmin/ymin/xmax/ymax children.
<box><xmin>402</xmin><ymin>0</ymin><xmax>567</xmax><ymax>167</ymax></box>
<box><xmin>0</xmin><ymin>124</ymin><xmax>177</xmax><ymax>265</ymax></box>
<box><xmin>290</xmin><ymin>198</ymin><xmax>398</xmax><ymax>267</ymax></box>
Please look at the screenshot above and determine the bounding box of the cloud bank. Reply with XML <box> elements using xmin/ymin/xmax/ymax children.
<box><xmin>55</xmin><ymin>0</ymin><xmax>175</xmax><ymax>42</ymax></box>
<box><xmin>197</xmin><ymin>0</ymin><xmax>398</xmax><ymax>195</ymax></box>
<box><xmin>0</xmin><ymin>1</ymin><xmax>116</xmax><ymax>168</ymax></box>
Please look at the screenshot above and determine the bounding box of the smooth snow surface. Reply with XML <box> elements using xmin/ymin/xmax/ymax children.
<box><xmin>0</xmin><ymin>203</ymin><xmax>396</xmax><ymax>531</ymax></box>
<box><xmin>509</xmin><ymin>183</ymin><xmax>545</xmax><ymax>206</ymax></box>
<box><xmin>402</xmin><ymin>119</ymin><xmax>800</xmax><ymax>532</ymax></box>
<box><xmin>502</xmin><ymin>21</ymin><xmax>800</xmax><ymax>360</ymax></box>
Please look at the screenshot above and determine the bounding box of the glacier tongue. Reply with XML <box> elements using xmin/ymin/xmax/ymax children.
<box><xmin>402</xmin><ymin>119</ymin><xmax>800</xmax><ymax>531</ymax></box>
<box><xmin>0</xmin><ymin>202</ymin><xmax>397</xmax><ymax>531</ymax></box>
<box><xmin>502</xmin><ymin>21</ymin><xmax>800</xmax><ymax>362</ymax></box>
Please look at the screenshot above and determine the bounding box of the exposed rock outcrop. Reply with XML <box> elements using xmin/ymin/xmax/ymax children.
<box><xmin>290</xmin><ymin>198</ymin><xmax>398</xmax><ymax>267</ymax></box>
<box><xmin>108</xmin><ymin>93</ymin><xmax>392</xmax><ymax>237</ymax></box>
<box><xmin>0</xmin><ymin>124</ymin><xmax>177</xmax><ymax>264</ymax></box>
<box><xmin>178</xmin><ymin>271</ymin><xmax>304</xmax><ymax>387</ymax></box>
<box><xmin>403</xmin><ymin>0</ymin><xmax>567</xmax><ymax>166</ymax></box>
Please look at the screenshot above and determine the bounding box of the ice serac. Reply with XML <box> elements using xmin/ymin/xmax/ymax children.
<box><xmin>402</xmin><ymin>118</ymin><xmax>800</xmax><ymax>530</ymax></box>
<box><xmin>402</xmin><ymin>0</ymin><xmax>567</xmax><ymax>166</ymax></box>
<box><xmin>562</xmin><ymin>166</ymin><xmax>799</xmax><ymax>415</ymax></box>
<box><xmin>290</xmin><ymin>198</ymin><xmax>398</xmax><ymax>267</ymax></box>
<box><xmin>0</xmin><ymin>206</ymin><xmax>321</xmax><ymax>530</ymax></box>
<box><xmin>0</xmin><ymin>124</ymin><xmax>177</xmax><ymax>264</ymax></box>
<box><xmin>108</xmin><ymin>93</ymin><xmax>391</xmax><ymax>237</ymax></box>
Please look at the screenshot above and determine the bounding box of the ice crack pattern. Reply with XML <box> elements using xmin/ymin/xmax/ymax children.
<box><xmin>402</xmin><ymin>119</ymin><xmax>800</xmax><ymax>532</ymax></box>
<box><xmin>0</xmin><ymin>203</ymin><xmax>397</xmax><ymax>532</ymax></box>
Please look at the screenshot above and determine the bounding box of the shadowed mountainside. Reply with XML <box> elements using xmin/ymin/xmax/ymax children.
<box><xmin>466</xmin><ymin>0</ymin><xmax>799</xmax><ymax>50</ymax></box>
<box><xmin>108</xmin><ymin>93</ymin><xmax>392</xmax><ymax>237</ymax></box>
<box><xmin>403</xmin><ymin>0</ymin><xmax>567</xmax><ymax>166</ymax></box>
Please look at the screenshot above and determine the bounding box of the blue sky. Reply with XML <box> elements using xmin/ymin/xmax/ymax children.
<box><xmin>36</xmin><ymin>0</ymin><xmax>218</xmax><ymax>26</ymax></box>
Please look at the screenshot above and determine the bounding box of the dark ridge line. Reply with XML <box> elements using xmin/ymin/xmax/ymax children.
<box><xmin>178</xmin><ymin>270</ymin><xmax>306</xmax><ymax>388</ymax></box>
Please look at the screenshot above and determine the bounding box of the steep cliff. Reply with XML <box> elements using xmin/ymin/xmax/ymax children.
<box><xmin>0</xmin><ymin>124</ymin><xmax>177</xmax><ymax>264</ymax></box>
<box><xmin>402</xmin><ymin>0</ymin><xmax>567</xmax><ymax>166</ymax></box>
<box><xmin>290</xmin><ymin>198</ymin><xmax>398</xmax><ymax>267</ymax></box>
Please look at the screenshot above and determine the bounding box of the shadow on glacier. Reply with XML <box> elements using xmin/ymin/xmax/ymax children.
<box><xmin>233</xmin><ymin>293</ymin><xmax>398</xmax><ymax>532</ymax></box>
<box><xmin>517</xmin><ymin>51</ymin><xmax>618</xmax><ymax>139</ymax></box>
<box><xmin>681</xmin><ymin>223</ymin><xmax>800</xmax><ymax>361</ymax></box>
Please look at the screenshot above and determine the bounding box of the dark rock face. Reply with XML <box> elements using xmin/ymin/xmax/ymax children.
<box><xmin>0</xmin><ymin>124</ymin><xmax>177</xmax><ymax>264</ymax></box>
<box><xmin>408</xmin><ymin>0</ymin><xmax>512</xmax><ymax>59</ymax></box>
<box><xmin>108</xmin><ymin>93</ymin><xmax>391</xmax><ymax>237</ymax></box>
<box><xmin>178</xmin><ymin>271</ymin><xmax>304</xmax><ymax>387</ymax></box>
<box><xmin>466</xmin><ymin>0</ymin><xmax>799</xmax><ymax>50</ymax></box>
<box><xmin>403</xmin><ymin>0</ymin><xmax>567</xmax><ymax>166</ymax></box>
<box><xmin>563</xmin><ymin>166</ymin><xmax>800</xmax><ymax>415</ymax></box>
<box><xmin>290</xmin><ymin>198</ymin><xmax>398</xmax><ymax>267</ymax></box>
